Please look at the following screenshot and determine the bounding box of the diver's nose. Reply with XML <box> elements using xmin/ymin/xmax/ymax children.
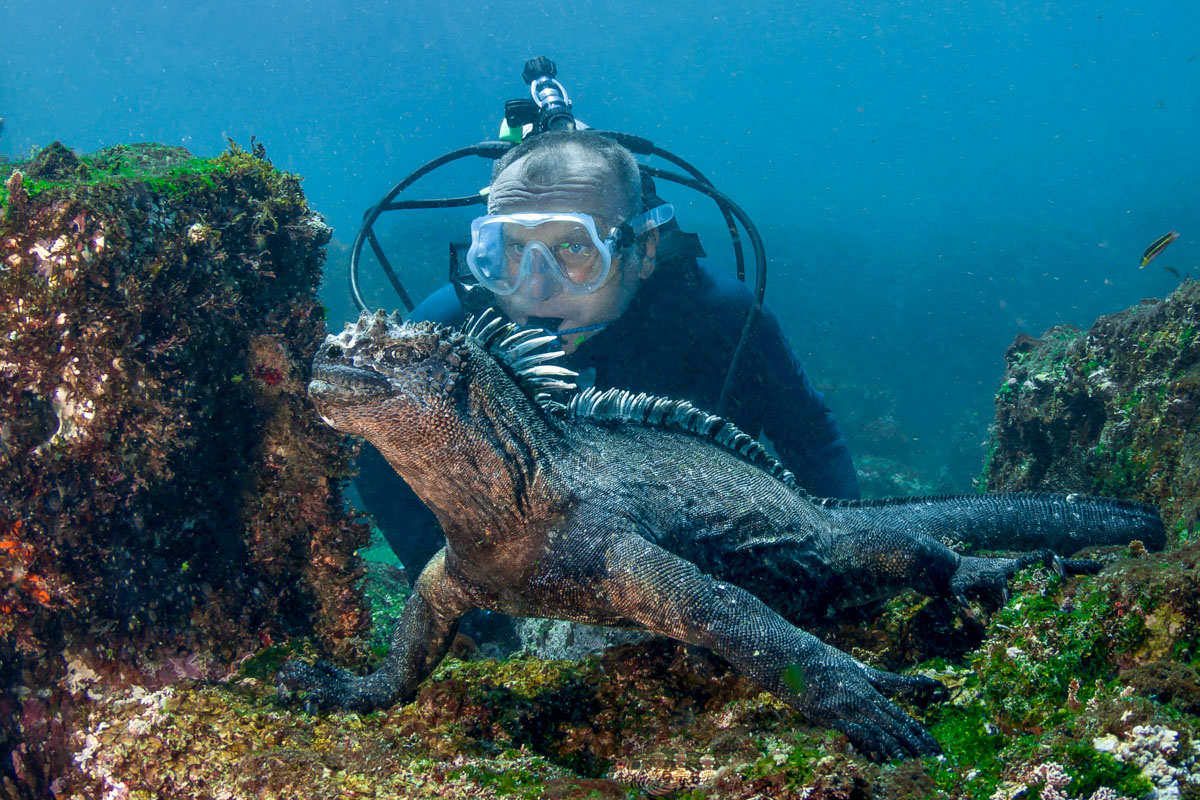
<box><xmin>522</xmin><ymin>272</ymin><xmax>558</xmax><ymax>302</ymax></box>
<box><xmin>521</xmin><ymin>244</ymin><xmax>561</xmax><ymax>302</ymax></box>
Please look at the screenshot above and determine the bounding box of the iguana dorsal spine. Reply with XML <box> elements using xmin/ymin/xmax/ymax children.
<box><xmin>465</xmin><ymin>309</ymin><xmax>796</xmax><ymax>488</ymax></box>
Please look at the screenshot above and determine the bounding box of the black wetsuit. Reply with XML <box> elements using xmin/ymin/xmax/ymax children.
<box><xmin>354</xmin><ymin>252</ymin><xmax>859</xmax><ymax>574</ymax></box>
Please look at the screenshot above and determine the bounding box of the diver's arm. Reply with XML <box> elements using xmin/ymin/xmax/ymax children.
<box><xmin>407</xmin><ymin>283</ymin><xmax>466</xmax><ymax>325</ymax></box>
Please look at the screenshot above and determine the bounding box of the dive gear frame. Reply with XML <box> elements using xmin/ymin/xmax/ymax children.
<box><xmin>347</xmin><ymin>57</ymin><xmax>768</xmax><ymax>416</ymax></box>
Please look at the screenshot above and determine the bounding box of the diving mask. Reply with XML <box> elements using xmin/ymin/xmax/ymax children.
<box><xmin>465</xmin><ymin>205</ymin><xmax>674</xmax><ymax>299</ymax></box>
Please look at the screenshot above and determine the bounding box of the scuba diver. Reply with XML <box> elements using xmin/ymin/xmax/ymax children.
<box><xmin>351</xmin><ymin>58</ymin><xmax>859</xmax><ymax>593</ymax></box>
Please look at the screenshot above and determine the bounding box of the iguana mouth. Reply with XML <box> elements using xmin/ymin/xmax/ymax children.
<box><xmin>309</xmin><ymin>359</ymin><xmax>393</xmax><ymax>404</ymax></box>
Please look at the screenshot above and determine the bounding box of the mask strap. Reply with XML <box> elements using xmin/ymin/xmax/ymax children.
<box><xmin>629</xmin><ymin>203</ymin><xmax>675</xmax><ymax>236</ymax></box>
<box><xmin>606</xmin><ymin>204</ymin><xmax>676</xmax><ymax>252</ymax></box>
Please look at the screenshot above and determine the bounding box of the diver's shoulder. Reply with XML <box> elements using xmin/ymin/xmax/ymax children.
<box><xmin>693</xmin><ymin>259</ymin><xmax>754</xmax><ymax>305</ymax></box>
<box><xmin>691</xmin><ymin>258</ymin><xmax>784</xmax><ymax>331</ymax></box>
<box><xmin>687</xmin><ymin>259</ymin><xmax>792</xmax><ymax>346</ymax></box>
<box><xmin>409</xmin><ymin>284</ymin><xmax>465</xmax><ymax>325</ymax></box>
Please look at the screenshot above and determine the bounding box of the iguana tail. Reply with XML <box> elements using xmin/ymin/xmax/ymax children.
<box><xmin>816</xmin><ymin>493</ymin><xmax>1165</xmax><ymax>554</ymax></box>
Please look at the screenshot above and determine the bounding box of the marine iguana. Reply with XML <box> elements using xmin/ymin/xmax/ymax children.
<box><xmin>279</xmin><ymin>309</ymin><xmax>1165</xmax><ymax>761</ymax></box>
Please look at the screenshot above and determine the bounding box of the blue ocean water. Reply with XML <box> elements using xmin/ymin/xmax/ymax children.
<box><xmin>3</xmin><ymin>0</ymin><xmax>1197</xmax><ymax>485</ymax></box>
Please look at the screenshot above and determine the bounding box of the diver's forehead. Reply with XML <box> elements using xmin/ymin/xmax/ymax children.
<box><xmin>488</xmin><ymin>151</ymin><xmax>627</xmax><ymax>222</ymax></box>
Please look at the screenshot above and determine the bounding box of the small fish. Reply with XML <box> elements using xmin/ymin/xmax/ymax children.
<box><xmin>1140</xmin><ymin>230</ymin><xmax>1179</xmax><ymax>267</ymax></box>
<box><xmin>1163</xmin><ymin>266</ymin><xmax>1181</xmax><ymax>278</ymax></box>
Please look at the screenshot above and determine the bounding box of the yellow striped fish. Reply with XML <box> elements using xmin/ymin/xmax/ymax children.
<box><xmin>1140</xmin><ymin>230</ymin><xmax>1179</xmax><ymax>267</ymax></box>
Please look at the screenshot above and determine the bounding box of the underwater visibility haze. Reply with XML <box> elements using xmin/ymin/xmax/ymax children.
<box><xmin>3</xmin><ymin>0</ymin><xmax>1198</xmax><ymax>485</ymax></box>
<box><xmin>3</xmin><ymin>1</ymin><xmax>1200</xmax><ymax>797</ymax></box>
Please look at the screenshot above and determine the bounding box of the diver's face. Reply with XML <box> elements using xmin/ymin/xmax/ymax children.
<box><xmin>487</xmin><ymin>148</ymin><xmax>655</xmax><ymax>351</ymax></box>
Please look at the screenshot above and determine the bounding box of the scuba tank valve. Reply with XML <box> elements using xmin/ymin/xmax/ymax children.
<box><xmin>522</xmin><ymin>57</ymin><xmax>576</xmax><ymax>133</ymax></box>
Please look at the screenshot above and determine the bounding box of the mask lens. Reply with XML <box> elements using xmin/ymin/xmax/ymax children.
<box><xmin>467</xmin><ymin>218</ymin><xmax>519</xmax><ymax>294</ymax></box>
<box><xmin>467</xmin><ymin>214</ymin><xmax>613</xmax><ymax>296</ymax></box>
<box><xmin>542</xmin><ymin>222</ymin><xmax>605</xmax><ymax>286</ymax></box>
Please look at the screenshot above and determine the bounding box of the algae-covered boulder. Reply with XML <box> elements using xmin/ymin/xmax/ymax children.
<box><xmin>0</xmin><ymin>142</ymin><xmax>370</xmax><ymax>796</ymax></box>
<box><xmin>982</xmin><ymin>280</ymin><xmax>1200</xmax><ymax>545</ymax></box>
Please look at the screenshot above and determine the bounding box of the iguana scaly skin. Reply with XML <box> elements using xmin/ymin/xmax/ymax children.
<box><xmin>279</xmin><ymin>310</ymin><xmax>1165</xmax><ymax>761</ymax></box>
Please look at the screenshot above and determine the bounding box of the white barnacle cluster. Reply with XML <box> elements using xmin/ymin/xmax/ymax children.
<box><xmin>63</xmin><ymin>651</ymin><xmax>103</xmax><ymax>696</ymax></box>
<box><xmin>67</xmin><ymin>684</ymin><xmax>175</xmax><ymax>800</ymax></box>
<box><xmin>1094</xmin><ymin>724</ymin><xmax>1200</xmax><ymax>800</ymax></box>
<box><xmin>114</xmin><ymin>685</ymin><xmax>174</xmax><ymax>735</ymax></box>
<box><xmin>3</xmin><ymin>236</ymin><xmax>20</xmax><ymax>271</ymax></box>
<box><xmin>186</xmin><ymin>221</ymin><xmax>211</xmax><ymax>244</ymax></box>
<box><xmin>1086</xmin><ymin>364</ymin><xmax>1119</xmax><ymax>405</ymax></box>
<box><xmin>42</xmin><ymin>319</ymin><xmax>107</xmax><ymax>450</ymax></box>
<box><xmin>47</xmin><ymin>384</ymin><xmax>97</xmax><ymax>447</ymax></box>
<box><xmin>71</xmin><ymin>730</ymin><xmax>126</xmax><ymax>800</ymax></box>
<box><xmin>29</xmin><ymin>234</ymin><xmax>73</xmax><ymax>282</ymax></box>
<box><xmin>2</xmin><ymin>297</ymin><xmax>110</xmax><ymax>455</ymax></box>
<box><xmin>990</xmin><ymin>761</ymin><xmax>1133</xmax><ymax>800</ymax></box>
<box><xmin>3</xmin><ymin>204</ymin><xmax>105</xmax><ymax>279</ymax></box>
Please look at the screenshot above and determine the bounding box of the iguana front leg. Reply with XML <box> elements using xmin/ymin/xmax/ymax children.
<box><xmin>278</xmin><ymin>549</ymin><xmax>474</xmax><ymax>712</ymax></box>
<box><xmin>603</xmin><ymin>534</ymin><xmax>942</xmax><ymax>761</ymax></box>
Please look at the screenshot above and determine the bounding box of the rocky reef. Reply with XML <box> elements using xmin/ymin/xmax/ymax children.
<box><xmin>984</xmin><ymin>279</ymin><xmax>1200</xmax><ymax>544</ymax></box>
<box><xmin>0</xmin><ymin>142</ymin><xmax>370</xmax><ymax>797</ymax></box>
<box><xmin>7</xmin><ymin>144</ymin><xmax>1200</xmax><ymax>798</ymax></box>
<box><xmin>56</xmin><ymin>541</ymin><xmax>1200</xmax><ymax>799</ymax></box>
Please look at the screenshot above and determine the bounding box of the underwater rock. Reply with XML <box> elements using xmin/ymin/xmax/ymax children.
<box><xmin>0</xmin><ymin>141</ymin><xmax>370</xmax><ymax>796</ymax></box>
<box><xmin>984</xmin><ymin>280</ymin><xmax>1200</xmax><ymax>545</ymax></box>
<box><xmin>514</xmin><ymin>617</ymin><xmax>649</xmax><ymax>661</ymax></box>
<box><xmin>62</xmin><ymin>536</ymin><xmax>1200</xmax><ymax>800</ymax></box>
<box><xmin>23</xmin><ymin>141</ymin><xmax>83</xmax><ymax>182</ymax></box>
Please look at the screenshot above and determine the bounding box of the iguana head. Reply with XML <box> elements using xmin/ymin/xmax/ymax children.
<box><xmin>309</xmin><ymin>309</ymin><xmax>576</xmax><ymax>480</ymax></box>
<box><xmin>308</xmin><ymin>311</ymin><xmax>468</xmax><ymax>434</ymax></box>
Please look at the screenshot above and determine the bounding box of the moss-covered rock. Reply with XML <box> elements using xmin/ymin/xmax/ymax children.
<box><xmin>55</xmin><ymin>540</ymin><xmax>1200</xmax><ymax>800</ymax></box>
<box><xmin>0</xmin><ymin>141</ymin><xmax>370</xmax><ymax>797</ymax></box>
<box><xmin>983</xmin><ymin>280</ymin><xmax>1200</xmax><ymax>544</ymax></box>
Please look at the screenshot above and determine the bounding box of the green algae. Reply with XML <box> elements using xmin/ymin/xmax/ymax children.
<box><xmin>975</xmin><ymin>581</ymin><xmax>1114</xmax><ymax>730</ymax></box>
<box><xmin>358</xmin><ymin>557</ymin><xmax>411</xmax><ymax>657</ymax></box>
<box><xmin>1</xmin><ymin>142</ymin><xmax>222</xmax><ymax>210</ymax></box>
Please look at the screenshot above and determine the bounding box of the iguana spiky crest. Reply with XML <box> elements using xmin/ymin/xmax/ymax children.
<box><xmin>463</xmin><ymin>310</ymin><xmax>578</xmax><ymax>411</ymax></box>
<box><xmin>565</xmin><ymin>387</ymin><xmax>797</xmax><ymax>488</ymax></box>
<box><xmin>464</xmin><ymin>308</ymin><xmax>797</xmax><ymax>489</ymax></box>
